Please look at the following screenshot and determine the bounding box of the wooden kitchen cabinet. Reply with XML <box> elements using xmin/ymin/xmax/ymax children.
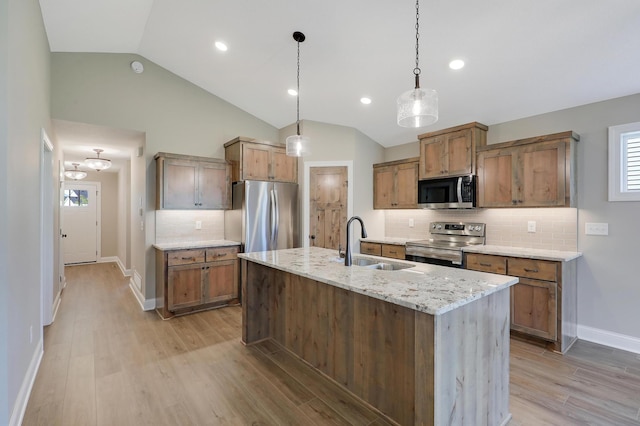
<box><xmin>465</xmin><ymin>252</ymin><xmax>576</xmax><ymax>353</ymax></box>
<box><xmin>155</xmin><ymin>152</ymin><xmax>231</xmax><ymax>210</ymax></box>
<box><xmin>373</xmin><ymin>157</ymin><xmax>419</xmax><ymax>209</ymax></box>
<box><xmin>476</xmin><ymin>131</ymin><xmax>579</xmax><ymax>208</ymax></box>
<box><xmin>156</xmin><ymin>245</ymin><xmax>240</xmax><ymax>319</ymax></box>
<box><xmin>224</xmin><ymin>136</ymin><xmax>297</xmax><ymax>183</ymax></box>
<box><xmin>418</xmin><ymin>122</ymin><xmax>487</xmax><ymax>179</ymax></box>
<box><xmin>360</xmin><ymin>242</ymin><xmax>406</xmax><ymax>260</ymax></box>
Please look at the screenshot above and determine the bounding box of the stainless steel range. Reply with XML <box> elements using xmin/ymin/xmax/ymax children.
<box><xmin>405</xmin><ymin>222</ymin><xmax>486</xmax><ymax>267</ymax></box>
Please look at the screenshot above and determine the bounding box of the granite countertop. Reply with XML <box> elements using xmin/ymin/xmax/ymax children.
<box><xmin>463</xmin><ymin>245</ymin><xmax>582</xmax><ymax>262</ymax></box>
<box><xmin>360</xmin><ymin>237</ymin><xmax>417</xmax><ymax>245</ymax></box>
<box><xmin>239</xmin><ymin>247</ymin><xmax>517</xmax><ymax>316</ymax></box>
<box><xmin>153</xmin><ymin>239</ymin><xmax>241</xmax><ymax>251</ymax></box>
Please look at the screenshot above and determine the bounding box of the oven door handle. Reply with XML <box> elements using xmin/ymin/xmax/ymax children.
<box><xmin>456</xmin><ymin>177</ymin><xmax>463</xmax><ymax>203</ymax></box>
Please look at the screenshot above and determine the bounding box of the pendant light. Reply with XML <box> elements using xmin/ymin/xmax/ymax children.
<box><xmin>286</xmin><ymin>31</ymin><xmax>311</xmax><ymax>157</ymax></box>
<box><xmin>64</xmin><ymin>163</ymin><xmax>87</xmax><ymax>180</ymax></box>
<box><xmin>397</xmin><ymin>0</ymin><xmax>438</xmax><ymax>128</ymax></box>
<box><xmin>85</xmin><ymin>148</ymin><xmax>112</xmax><ymax>171</ymax></box>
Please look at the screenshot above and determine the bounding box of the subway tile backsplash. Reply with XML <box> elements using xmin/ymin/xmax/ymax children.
<box><xmin>155</xmin><ymin>210</ymin><xmax>225</xmax><ymax>244</ymax></box>
<box><xmin>385</xmin><ymin>208</ymin><xmax>578</xmax><ymax>251</ymax></box>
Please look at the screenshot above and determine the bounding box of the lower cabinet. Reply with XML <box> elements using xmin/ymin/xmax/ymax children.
<box><xmin>360</xmin><ymin>242</ymin><xmax>406</xmax><ymax>260</ymax></box>
<box><xmin>465</xmin><ymin>252</ymin><xmax>576</xmax><ymax>353</ymax></box>
<box><xmin>156</xmin><ymin>245</ymin><xmax>239</xmax><ymax>319</ymax></box>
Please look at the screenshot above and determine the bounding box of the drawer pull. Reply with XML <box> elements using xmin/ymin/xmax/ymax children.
<box><xmin>524</xmin><ymin>268</ymin><xmax>539</xmax><ymax>273</ymax></box>
<box><xmin>479</xmin><ymin>262</ymin><xmax>492</xmax><ymax>267</ymax></box>
<box><xmin>216</xmin><ymin>253</ymin><xmax>227</xmax><ymax>257</ymax></box>
<box><xmin>389</xmin><ymin>250</ymin><xmax>397</xmax><ymax>254</ymax></box>
<box><xmin>181</xmin><ymin>257</ymin><xmax>196</xmax><ymax>261</ymax></box>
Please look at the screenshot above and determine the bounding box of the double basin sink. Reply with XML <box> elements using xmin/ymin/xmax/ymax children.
<box><xmin>335</xmin><ymin>255</ymin><xmax>416</xmax><ymax>271</ymax></box>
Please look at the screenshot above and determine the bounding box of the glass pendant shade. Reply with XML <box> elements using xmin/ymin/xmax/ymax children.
<box><xmin>397</xmin><ymin>87</ymin><xmax>438</xmax><ymax>128</ymax></box>
<box><xmin>64</xmin><ymin>163</ymin><xmax>87</xmax><ymax>180</ymax></box>
<box><xmin>286</xmin><ymin>134</ymin><xmax>311</xmax><ymax>157</ymax></box>
<box><xmin>85</xmin><ymin>149</ymin><xmax>112</xmax><ymax>171</ymax></box>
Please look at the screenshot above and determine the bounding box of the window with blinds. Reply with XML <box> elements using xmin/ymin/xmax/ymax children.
<box><xmin>609</xmin><ymin>122</ymin><xmax>640</xmax><ymax>201</ymax></box>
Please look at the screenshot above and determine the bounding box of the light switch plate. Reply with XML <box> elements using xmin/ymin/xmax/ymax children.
<box><xmin>409</xmin><ymin>218</ymin><xmax>414</xmax><ymax>228</ymax></box>
<box><xmin>195</xmin><ymin>220</ymin><xmax>202</xmax><ymax>230</ymax></box>
<box><xmin>527</xmin><ymin>221</ymin><xmax>536</xmax><ymax>233</ymax></box>
<box><xmin>585</xmin><ymin>222</ymin><xmax>608</xmax><ymax>235</ymax></box>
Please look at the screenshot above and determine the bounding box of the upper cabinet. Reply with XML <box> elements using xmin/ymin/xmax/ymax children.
<box><xmin>155</xmin><ymin>152</ymin><xmax>231</xmax><ymax>210</ymax></box>
<box><xmin>476</xmin><ymin>131</ymin><xmax>580</xmax><ymax>208</ymax></box>
<box><xmin>373</xmin><ymin>157</ymin><xmax>419</xmax><ymax>209</ymax></box>
<box><xmin>418</xmin><ymin>122</ymin><xmax>488</xmax><ymax>179</ymax></box>
<box><xmin>224</xmin><ymin>137</ymin><xmax>297</xmax><ymax>183</ymax></box>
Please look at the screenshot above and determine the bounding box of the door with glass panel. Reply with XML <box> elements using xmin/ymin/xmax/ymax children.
<box><xmin>62</xmin><ymin>182</ymin><xmax>98</xmax><ymax>264</ymax></box>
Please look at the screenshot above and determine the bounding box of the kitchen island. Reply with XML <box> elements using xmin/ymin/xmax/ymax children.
<box><xmin>240</xmin><ymin>247</ymin><xmax>518</xmax><ymax>425</ymax></box>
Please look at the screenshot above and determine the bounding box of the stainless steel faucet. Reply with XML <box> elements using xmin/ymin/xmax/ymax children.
<box><xmin>345</xmin><ymin>216</ymin><xmax>368</xmax><ymax>266</ymax></box>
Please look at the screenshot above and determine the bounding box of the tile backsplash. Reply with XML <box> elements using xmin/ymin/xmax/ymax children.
<box><xmin>155</xmin><ymin>210</ymin><xmax>225</xmax><ymax>244</ymax></box>
<box><xmin>385</xmin><ymin>208</ymin><xmax>578</xmax><ymax>251</ymax></box>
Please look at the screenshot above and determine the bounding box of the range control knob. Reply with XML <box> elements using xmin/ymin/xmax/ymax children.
<box><xmin>436</xmin><ymin>224</ymin><xmax>442</xmax><ymax>230</ymax></box>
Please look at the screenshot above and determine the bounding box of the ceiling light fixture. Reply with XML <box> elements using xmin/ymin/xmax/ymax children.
<box><xmin>85</xmin><ymin>149</ymin><xmax>112</xmax><ymax>171</ymax></box>
<box><xmin>285</xmin><ymin>31</ymin><xmax>311</xmax><ymax>157</ymax></box>
<box><xmin>449</xmin><ymin>59</ymin><xmax>465</xmax><ymax>70</ymax></box>
<box><xmin>215</xmin><ymin>41</ymin><xmax>228</xmax><ymax>52</ymax></box>
<box><xmin>397</xmin><ymin>0</ymin><xmax>438</xmax><ymax>128</ymax></box>
<box><xmin>288</xmin><ymin>88</ymin><xmax>298</xmax><ymax>96</ymax></box>
<box><xmin>360</xmin><ymin>97</ymin><xmax>372</xmax><ymax>105</ymax></box>
<box><xmin>64</xmin><ymin>163</ymin><xmax>87</xmax><ymax>180</ymax></box>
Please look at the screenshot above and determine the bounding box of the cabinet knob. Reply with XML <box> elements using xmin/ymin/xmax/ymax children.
<box><xmin>309</xmin><ymin>235</ymin><xmax>316</xmax><ymax>240</ymax></box>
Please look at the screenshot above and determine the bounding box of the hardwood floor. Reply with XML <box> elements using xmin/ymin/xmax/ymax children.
<box><xmin>24</xmin><ymin>263</ymin><xmax>640</xmax><ymax>425</ymax></box>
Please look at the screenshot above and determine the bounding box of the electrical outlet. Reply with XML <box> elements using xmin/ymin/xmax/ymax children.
<box><xmin>409</xmin><ymin>218</ymin><xmax>414</xmax><ymax>228</ymax></box>
<box><xmin>585</xmin><ymin>222</ymin><xmax>608</xmax><ymax>235</ymax></box>
<box><xmin>195</xmin><ymin>220</ymin><xmax>202</xmax><ymax>230</ymax></box>
<box><xmin>527</xmin><ymin>221</ymin><xmax>536</xmax><ymax>233</ymax></box>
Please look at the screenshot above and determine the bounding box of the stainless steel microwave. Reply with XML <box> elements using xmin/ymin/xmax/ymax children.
<box><xmin>417</xmin><ymin>175</ymin><xmax>476</xmax><ymax>209</ymax></box>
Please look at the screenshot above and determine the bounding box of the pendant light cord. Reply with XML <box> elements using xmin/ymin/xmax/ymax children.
<box><xmin>414</xmin><ymin>0</ymin><xmax>421</xmax><ymax>89</ymax></box>
<box><xmin>296</xmin><ymin>39</ymin><xmax>301</xmax><ymax>136</ymax></box>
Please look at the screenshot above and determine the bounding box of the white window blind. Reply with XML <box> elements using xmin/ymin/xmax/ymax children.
<box><xmin>609</xmin><ymin>122</ymin><xmax>640</xmax><ymax>201</ymax></box>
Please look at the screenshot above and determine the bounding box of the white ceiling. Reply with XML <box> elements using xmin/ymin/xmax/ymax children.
<box><xmin>40</xmin><ymin>0</ymin><xmax>640</xmax><ymax>149</ymax></box>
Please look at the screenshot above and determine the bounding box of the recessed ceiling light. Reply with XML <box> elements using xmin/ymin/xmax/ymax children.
<box><xmin>449</xmin><ymin>59</ymin><xmax>465</xmax><ymax>70</ymax></box>
<box><xmin>288</xmin><ymin>89</ymin><xmax>298</xmax><ymax>96</ymax></box>
<box><xmin>215</xmin><ymin>41</ymin><xmax>228</xmax><ymax>52</ymax></box>
<box><xmin>360</xmin><ymin>97</ymin><xmax>372</xmax><ymax>105</ymax></box>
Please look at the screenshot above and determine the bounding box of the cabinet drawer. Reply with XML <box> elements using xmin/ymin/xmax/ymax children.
<box><xmin>360</xmin><ymin>242</ymin><xmax>382</xmax><ymax>256</ymax></box>
<box><xmin>465</xmin><ymin>253</ymin><xmax>507</xmax><ymax>274</ymax></box>
<box><xmin>168</xmin><ymin>249</ymin><xmax>205</xmax><ymax>266</ymax></box>
<box><xmin>206</xmin><ymin>246</ymin><xmax>239</xmax><ymax>262</ymax></box>
<box><xmin>381</xmin><ymin>244</ymin><xmax>405</xmax><ymax>260</ymax></box>
<box><xmin>508</xmin><ymin>258</ymin><xmax>557</xmax><ymax>282</ymax></box>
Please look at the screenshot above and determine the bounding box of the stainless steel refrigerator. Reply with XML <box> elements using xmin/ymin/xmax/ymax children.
<box><xmin>224</xmin><ymin>181</ymin><xmax>299</xmax><ymax>252</ymax></box>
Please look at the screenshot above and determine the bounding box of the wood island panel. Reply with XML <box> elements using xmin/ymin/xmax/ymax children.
<box><xmin>242</xmin><ymin>259</ymin><xmax>511</xmax><ymax>425</ymax></box>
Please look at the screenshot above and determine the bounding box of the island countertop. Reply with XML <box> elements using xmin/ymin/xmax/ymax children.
<box><xmin>239</xmin><ymin>247</ymin><xmax>518</xmax><ymax>316</ymax></box>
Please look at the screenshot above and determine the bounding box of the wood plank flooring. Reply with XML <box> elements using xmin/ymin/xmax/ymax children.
<box><xmin>24</xmin><ymin>262</ymin><xmax>640</xmax><ymax>425</ymax></box>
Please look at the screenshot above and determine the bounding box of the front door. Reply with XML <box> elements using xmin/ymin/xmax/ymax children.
<box><xmin>309</xmin><ymin>166</ymin><xmax>348</xmax><ymax>250</ymax></box>
<box><xmin>63</xmin><ymin>182</ymin><xmax>99</xmax><ymax>264</ymax></box>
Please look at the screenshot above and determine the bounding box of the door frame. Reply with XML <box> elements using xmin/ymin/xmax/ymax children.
<box><xmin>62</xmin><ymin>181</ymin><xmax>102</xmax><ymax>264</ymax></box>
<box><xmin>40</xmin><ymin>129</ymin><xmax>55</xmax><ymax>326</ymax></box>
<box><xmin>303</xmin><ymin>161</ymin><xmax>353</xmax><ymax>248</ymax></box>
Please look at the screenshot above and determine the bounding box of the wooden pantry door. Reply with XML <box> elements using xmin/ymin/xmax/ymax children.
<box><xmin>309</xmin><ymin>166</ymin><xmax>348</xmax><ymax>250</ymax></box>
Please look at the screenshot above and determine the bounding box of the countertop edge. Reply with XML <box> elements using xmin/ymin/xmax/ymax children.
<box><xmin>462</xmin><ymin>245</ymin><xmax>583</xmax><ymax>262</ymax></box>
<box><xmin>153</xmin><ymin>240</ymin><xmax>241</xmax><ymax>251</ymax></box>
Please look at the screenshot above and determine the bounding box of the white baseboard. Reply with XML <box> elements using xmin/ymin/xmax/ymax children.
<box><xmin>51</xmin><ymin>291</ymin><xmax>61</xmax><ymax>323</ymax></box>
<box><xmin>9</xmin><ymin>338</ymin><xmax>43</xmax><ymax>426</ymax></box>
<box><xmin>577</xmin><ymin>325</ymin><xmax>640</xmax><ymax>355</ymax></box>
<box><xmin>129</xmin><ymin>278</ymin><xmax>155</xmax><ymax>311</ymax></box>
<box><xmin>98</xmin><ymin>256</ymin><xmax>131</xmax><ymax>277</ymax></box>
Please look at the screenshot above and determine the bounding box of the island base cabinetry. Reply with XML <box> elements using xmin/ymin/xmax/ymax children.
<box><xmin>242</xmin><ymin>260</ymin><xmax>511</xmax><ymax>426</ymax></box>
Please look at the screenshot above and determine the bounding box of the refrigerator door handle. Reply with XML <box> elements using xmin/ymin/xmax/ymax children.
<box><xmin>272</xmin><ymin>189</ymin><xmax>279</xmax><ymax>247</ymax></box>
<box><xmin>270</xmin><ymin>189</ymin><xmax>277</xmax><ymax>249</ymax></box>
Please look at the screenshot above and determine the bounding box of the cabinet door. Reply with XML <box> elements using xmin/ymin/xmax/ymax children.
<box><xmin>518</xmin><ymin>141</ymin><xmax>567</xmax><ymax>207</ymax></box>
<box><xmin>477</xmin><ymin>150</ymin><xmax>517</xmax><ymax>207</ymax></box>
<box><xmin>198</xmin><ymin>162</ymin><xmax>231</xmax><ymax>209</ymax></box>
<box><xmin>445</xmin><ymin>129</ymin><xmax>473</xmax><ymax>176</ymax></box>
<box><xmin>163</xmin><ymin>160</ymin><xmax>198</xmax><ymax>209</ymax></box>
<box><xmin>373</xmin><ymin>165</ymin><xmax>395</xmax><ymax>209</ymax></box>
<box><xmin>510</xmin><ymin>277</ymin><xmax>558</xmax><ymax>341</ymax></box>
<box><xmin>242</xmin><ymin>144</ymin><xmax>271</xmax><ymax>181</ymax></box>
<box><xmin>203</xmin><ymin>260</ymin><xmax>239</xmax><ymax>304</ymax></box>
<box><xmin>465</xmin><ymin>253</ymin><xmax>507</xmax><ymax>274</ymax></box>
<box><xmin>395</xmin><ymin>162</ymin><xmax>418</xmax><ymax>208</ymax></box>
<box><xmin>360</xmin><ymin>242</ymin><xmax>382</xmax><ymax>256</ymax></box>
<box><xmin>419</xmin><ymin>136</ymin><xmax>446</xmax><ymax>179</ymax></box>
<box><xmin>168</xmin><ymin>264</ymin><xmax>203</xmax><ymax>310</ymax></box>
<box><xmin>272</xmin><ymin>147</ymin><xmax>298</xmax><ymax>183</ymax></box>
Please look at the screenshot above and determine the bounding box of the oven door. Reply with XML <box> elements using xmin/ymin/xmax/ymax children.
<box><xmin>405</xmin><ymin>245</ymin><xmax>463</xmax><ymax>268</ymax></box>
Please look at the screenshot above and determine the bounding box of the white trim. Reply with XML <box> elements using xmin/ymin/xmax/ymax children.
<box><xmin>41</xmin><ymin>129</ymin><xmax>55</xmax><ymax>326</ymax></box>
<box><xmin>51</xmin><ymin>291</ymin><xmax>62</xmax><ymax>323</ymax></box>
<box><xmin>578</xmin><ymin>324</ymin><xmax>640</xmax><ymax>355</ymax></box>
<box><xmin>302</xmin><ymin>161</ymin><xmax>354</xmax><ymax>248</ymax></box>
<box><xmin>9</xmin><ymin>338</ymin><xmax>43</xmax><ymax>426</ymax></box>
<box><xmin>608</xmin><ymin>121</ymin><xmax>640</xmax><ymax>201</ymax></box>
<box><xmin>129</xmin><ymin>277</ymin><xmax>155</xmax><ymax>311</ymax></box>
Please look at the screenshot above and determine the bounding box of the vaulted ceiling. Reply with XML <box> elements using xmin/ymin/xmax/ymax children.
<box><xmin>40</xmin><ymin>0</ymin><xmax>640</xmax><ymax>149</ymax></box>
